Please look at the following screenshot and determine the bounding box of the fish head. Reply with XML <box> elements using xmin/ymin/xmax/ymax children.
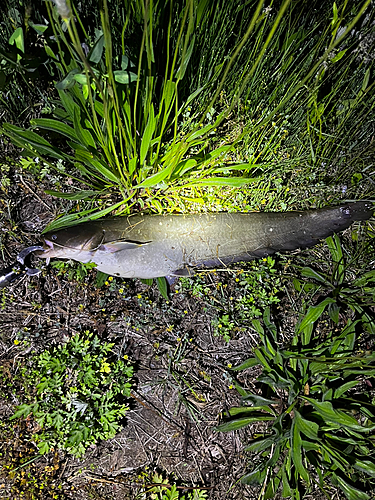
<box><xmin>39</xmin><ymin>224</ymin><xmax>104</xmax><ymax>263</ymax></box>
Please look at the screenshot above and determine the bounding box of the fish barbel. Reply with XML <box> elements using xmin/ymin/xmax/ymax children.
<box><xmin>39</xmin><ymin>202</ymin><xmax>373</xmax><ymax>279</ymax></box>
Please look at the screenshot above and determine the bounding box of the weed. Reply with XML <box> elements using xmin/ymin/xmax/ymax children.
<box><xmin>2</xmin><ymin>1</ymin><xmax>373</xmax><ymax>228</ymax></box>
<box><xmin>50</xmin><ymin>259</ymin><xmax>97</xmax><ymax>282</ymax></box>
<box><xmin>135</xmin><ymin>471</ymin><xmax>208</xmax><ymax>500</ymax></box>
<box><xmin>9</xmin><ymin>331</ymin><xmax>134</xmax><ymax>457</ymax></box>
<box><xmin>0</xmin><ymin>420</ymin><xmax>65</xmax><ymax>500</ymax></box>
<box><xmin>208</xmin><ymin>257</ymin><xmax>282</xmax><ymax>342</ymax></box>
<box><xmin>217</xmin><ymin>302</ymin><xmax>375</xmax><ymax>500</ymax></box>
<box><xmin>292</xmin><ymin>233</ymin><xmax>375</xmax><ymax>334</ymax></box>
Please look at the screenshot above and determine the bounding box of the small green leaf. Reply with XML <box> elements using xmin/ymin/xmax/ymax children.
<box><xmin>232</xmin><ymin>357</ymin><xmax>260</xmax><ymax>371</ymax></box>
<box><xmin>37</xmin><ymin>441</ymin><xmax>50</xmax><ymax>455</ymax></box>
<box><xmin>10</xmin><ymin>404</ymin><xmax>32</xmax><ymax>420</ymax></box>
<box><xmin>95</xmin><ymin>271</ymin><xmax>109</xmax><ymax>287</ymax></box>
<box><xmin>89</xmin><ymin>34</ymin><xmax>104</xmax><ymax>64</ymax></box>
<box><xmin>29</xmin><ymin>22</ymin><xmax>48</xmax><ymax>33</ymax></box>
<box><xmin>113</xmin><ymin>70</ymin><xmax>137</xmax><ymax>84</ymax></box>
<box><xmin>331</xmin><ymin>49</ymin><xmax>347</xmax><ymax>63</ymax></box>
<box><xmin>9</xmin><ymin>27</ymin><xmax>24</xmax><ymax>53</ymax></box>
<box><xmin>362</xmin><ymin>68</ymin><xmax>370</xmax><ymax>92</ymax></box>
<box><xmin>297</xmin><ymin>298</ymin><xmax>335</xmax><ymax>333</ymax></box>
<box><xmin>215</xmin><ymin>415</ymin><xmax>274</xmax><ymax>432</ymax></box>
<box><xmin>157</xmin><ymin>277</ymin><xmax>168</xmax><ymax>300</ymax></box>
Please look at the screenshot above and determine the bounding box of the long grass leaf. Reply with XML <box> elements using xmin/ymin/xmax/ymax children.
<box><xmin>140</xmin><ymin>104</ymin><xmax>155</xmax><ymax>165</ymax></box>
<box><xmin>297</xmin><ymin>298</ymin><xmax>336</xmax><ymax>334</ymax></box>
<box><xmin>30</xmin><ymin>118</ymin><xmax>78</xmax><ymax>142</ymax></box>
<box><xmin>42</xmin><ymin>200</ymin><xmax>126</xmax><ymax>233</ymax></box>
<box><xmin>215</xmin><ymin>415</ymin><xmax>274</xmax><ymax>432</ymax></box>
<box><xmin>181</xmin><ymin>177</ymin><xmax>259</xmax><ymax>187</ymax></box>
<box><xmin>44</xmin><ymin>190</ymin><xmax>101</xmax><ymax>200</ymax></box>
<box><xmin>291</xmin><ymin>420</ymin><xmax>309</xmax><ymax>482</ymax></box>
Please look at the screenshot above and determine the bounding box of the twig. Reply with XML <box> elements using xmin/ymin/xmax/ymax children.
<box><xmin>19</xmin><ymin>175</ymin><xmax>53</xmax><ymax>212</ymax></box>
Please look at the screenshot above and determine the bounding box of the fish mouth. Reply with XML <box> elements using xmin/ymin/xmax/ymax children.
<box><xmin>33</xmin><ymin>240</ymin><xmax>53</xmax><ymax>255</ymax></box>
<box><xmin>34</xmin><ymin>239</ymin><xmax>56</xmax><ymax>265</ymax></box>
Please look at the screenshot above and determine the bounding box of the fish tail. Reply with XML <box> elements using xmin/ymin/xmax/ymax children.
<box><xmin>294</xmin><ymin>201</ymin><xmax>373</xmax><ymax>250</ymax></box>
<box><xmin>342</xmin><ymin>201</ymin><xmax>374</xmax><ymax>221</ymax></box>
<box><xmin>244</xmin><ymin>201</ymin><xmax>373</xmax><ymax>258</ymax></box>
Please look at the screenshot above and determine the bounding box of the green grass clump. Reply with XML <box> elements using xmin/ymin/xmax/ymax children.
<box><xmin>1</xmin><ymin>0</ymin><xmax>373</xmax><ymax>232</ymax></box>
<box><xmin>9</xmin><ymin>331</ymin><xmax>133</xmax><ymax>457</ymax></box>
<box><xmin>292</xmin><ymin>233</ymin><xmax>375</xmax><ymax>335</ymax></box>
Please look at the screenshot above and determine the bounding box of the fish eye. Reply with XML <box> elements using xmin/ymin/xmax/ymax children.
<box><xmin>51</xmin><ymin>235</ymin><xmax>58</xmax><ymax>240</ymax></box>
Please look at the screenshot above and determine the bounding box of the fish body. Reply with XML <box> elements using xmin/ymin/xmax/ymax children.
<box><xmin>39</xmin><ymin>202</ymin><xmax>373</xmax><ymax>279</ymax></box>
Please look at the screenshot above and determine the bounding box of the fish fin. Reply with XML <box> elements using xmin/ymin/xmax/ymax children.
<box><xmin>165</xmin><ymin>275</ymin><xmax>177</xmax><ymax>285</ymax></box>
<box><xmin>170</xmin><ymin>267</ymin><xmax>195</xmax><ymax>277</ymax></box>
<box><xmin>98</xmin><ymin>240</ymin><xmax>151</xmax><ymax>253</ymax></box>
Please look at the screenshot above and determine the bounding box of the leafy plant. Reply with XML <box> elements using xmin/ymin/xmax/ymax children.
<box><xmin>217</xmin><ymin>306</ymin><xmax>375</xmax><ymax>500</ymax></box>
<box><xmin>292</xmin><ymin>233</ymin><xmax>375</xmax><ymax>334</ymax></box>
<box><xmin>211</xmin><ymin>256</ymin><xmax>281</xmax><ymax>341</ymax></box>
<box><xmin>135</xmin><ymin>471</ymin><xmax>208</xmax><ymax>500</ymax></box>
<box><xmin>50</xmin><ymin>259</ymin><xmax>97</xmax><ymax>281</ymax></box>
<box><xmin>10</xmin><ymin>331</ymin><xmax>133</xmax><ymax>457</ymax></box>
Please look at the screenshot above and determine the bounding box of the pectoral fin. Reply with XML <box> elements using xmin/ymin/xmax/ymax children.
<box><xmin>98</xmin><ymin>240</ymin><xmax>152</xmax><ymax>253</ymax></box>
<box><xmin>170</xmin><ymin>266</ymin><xmax>195</xmax><ymax>277</ymax></box>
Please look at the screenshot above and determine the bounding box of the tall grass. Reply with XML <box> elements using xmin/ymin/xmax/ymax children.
<box><xmin>1</xmin><ymin>0</ymin><xmax>373</xmax><ymax>230</ymax></box>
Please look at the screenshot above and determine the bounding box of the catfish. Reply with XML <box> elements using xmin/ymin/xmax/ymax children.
<box><xmin>38</xmin><ymin>202</ymin><xmax>373</xmax><ymax>279</ymax></box>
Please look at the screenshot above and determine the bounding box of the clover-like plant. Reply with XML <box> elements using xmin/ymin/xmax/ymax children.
<box><xmin>11</xmin><ymin>331</ymin><xmax>133</xmax><ymax>457</ymax></box>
